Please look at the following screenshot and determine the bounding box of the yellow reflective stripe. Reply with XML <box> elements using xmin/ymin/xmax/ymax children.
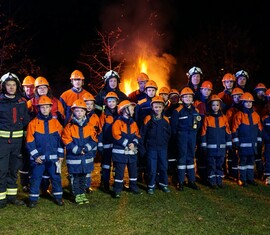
<box><xmin>0</xmin><ymin>191</ymin><xmax>7</xmax><ymax>200</ymax></box>
<box><xmin>0</xmin><ymin>130</ymin><xmax>23</xmax><ymax>138</ymax></box>
<box><xmin>6</xmin><ymin>188</ymin><xmax>17</xmax><ymax>196</ymax></box>
<box><xmin>12</xmin><ymin>130</ymin><xmax>24</xmax><ymax>138</ymax></box>
<box><xmin>0</xmin><ymin>130</ymin><xmax>10</xmax><ymax>138</ymax></box>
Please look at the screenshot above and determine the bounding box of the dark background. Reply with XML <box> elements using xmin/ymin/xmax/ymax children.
<box><xmin>2</xmin><ymin>0</ymin><xmax>270</xmax><ymax>93</ymax></box>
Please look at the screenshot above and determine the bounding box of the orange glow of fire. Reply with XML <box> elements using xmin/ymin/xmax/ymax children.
<box><xmin>120</xmin><ymin>55</ymin><xmax>173</xmax><ymax>96</ymax></box>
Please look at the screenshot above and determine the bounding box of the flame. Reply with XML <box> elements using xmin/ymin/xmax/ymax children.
<box><xmin>120</xmin><ymin>54</ymin><xmax>175</xmax><ymax>96</ymax></box>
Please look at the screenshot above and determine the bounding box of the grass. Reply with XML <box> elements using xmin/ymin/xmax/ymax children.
<box><xmin>1</xmin><ymin>162</ymin><xmax>270</xmax><ymax>235</ymax></box>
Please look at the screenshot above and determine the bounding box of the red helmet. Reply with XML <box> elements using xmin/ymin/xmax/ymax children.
<box><xmin>117</xmin><ymin>100</ymin><xmax>136</xmax><ymax>115</ymax></box>
<box><xmin>71</xmin><ymin>99</ymin><xmax>87</xmax><ymax>110</ymax></box>
<box><xmin>240</xmin><ymin>92</ymin><xmax>254</xmax><ymax>102</ymax></box>
<box><xmin>180</xmin><ymin>87</ymin><xmax>194</xmax><ymax>97</ymax></box>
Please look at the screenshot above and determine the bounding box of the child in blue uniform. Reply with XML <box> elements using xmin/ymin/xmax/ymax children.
<box><xmin>62</xmin><ymin>99</ymin><xmax>97</xmax><ymax>204</ymax></box>
<box><xmin>201</xmin><ymin>95</ymin><xmax>232</xmax><ymax>188</ymax></box>
<box><xmin>26</xmin><ymin>96</ymin><xmax>64</xmax><ymax>208</ymax></box>
<box><xmin>140</xmin><ymin>96</ymin><xmax>171</xmax><ymax>194</ymax></box>
<box><xmin>170</xmin><ymin>87</ymin><xmax>201</xmax><ymax>191</ymax></box>
<box><xmin>111</xmin><ymin>100</ymin><xmax>141</xmax><ymax>198</ymax></box>
<box><xmin>232</xmin><ymin>92</ymin><xmax>263</xmax><ymax>187</ymax></box>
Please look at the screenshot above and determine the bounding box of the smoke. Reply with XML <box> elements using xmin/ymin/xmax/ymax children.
<box><xmin>99</xmin><ymin>0</ymin><xmax>177</xmax><ymax>92</ymax></box>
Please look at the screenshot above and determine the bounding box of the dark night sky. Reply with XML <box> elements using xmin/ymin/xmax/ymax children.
<box><xmin>2</xmin><ymin>0</ymin><xmax>270</xmax><ymax>89</ymax></box>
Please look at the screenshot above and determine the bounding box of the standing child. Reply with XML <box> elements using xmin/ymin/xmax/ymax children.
<box><xmin>82</xmin><ymin>92</ymin><xmax>101</xmax><ymax>193</ymax></box>
<box><xmin>232</xmin><ymin>92</ymin><xmax>263</xmax><ymax>187</ymax></box>
<box><xmin>98</xmin><ymin>92</ymin><xmax>119</xmax><ymax>193</ymax></box>
<box><xmin>62</xmin><ymin>99</ymin><xmax>97</xmax><ymax>204</ymax></box>
<box><xmin>226</xmin><ymin>87</ymin><xmax>244</xmax><ymax>180</ymax></box>
<box><xmin>26</xmin><ymin>96</ymin><xmax>64</xmax><ymax>208</ymax></box>
<box><xmin>170</xmin><ymin>87</ymin><xmax>201</xmax><ymax>191</ymax></box>
<box><xmin>111</xmin><ymin>100</ymin><xmax>141</xmax><ymax>198</ymax></box>
<box><xmin>201</xmin><ymin>95</ymin><xmax>232</xmax><ymax>189</ymax></box>
<box><xmin>140</xmin><ymin>96</ymin><xmax>171</xmax><ymax>194</ymax></box>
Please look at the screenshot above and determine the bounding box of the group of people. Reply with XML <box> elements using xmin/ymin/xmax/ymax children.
<box><xmin>0</xmin><ymin>66</ymin><xmax>269</xmax><ymax>209</ymax></box>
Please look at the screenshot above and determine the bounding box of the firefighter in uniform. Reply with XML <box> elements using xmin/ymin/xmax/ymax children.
<box><xmin>95</xmin><ymin>70</ymin><xmax>128</xmax><ymax>117</ymax></box>
<box><xmin>0</xmin><ymin>72</ymin><xmax>30</xmax><ymax>208</ymax></box>
<box><xmin>170</xmin><ymin>87</ymin><xmax>201</xmax><ymax>191</ymax></box>
<box><xmin>59</xmin><ymin>70</ymin><xmax>89</xmax><ymax>126</ymax></box>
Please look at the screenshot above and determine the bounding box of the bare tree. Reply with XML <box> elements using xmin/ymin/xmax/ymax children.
<box><xmin>0</xmin><ymin>9</ymin><xmax>40</xmax><ymax>78</ymax></box>
<box><xmin>77</xmin><ymin>28</ymin><xmax>126</xmax><ymax>95</ymax></box>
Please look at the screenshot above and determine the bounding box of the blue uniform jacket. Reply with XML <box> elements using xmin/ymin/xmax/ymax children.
<box><xmin>26</xmin><ymin>112</ymin><xmax>64</xmax><ymax>162</ymax></box>
<box><xmin>140</xmin><ymin>113</ymin><xmax>171</xmax><ymax>150</ymax></box>
<box><xmin>62</xmin><ymin>117</ymin><xmax>97</xmax><ymax>174</ymax></box>
<box><xmin>201</xmin><ymin>112</ymin><xmax>232</xmax><ymax>157</ymax></box>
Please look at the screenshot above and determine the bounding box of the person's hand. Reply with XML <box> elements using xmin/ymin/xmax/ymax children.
<box><xmin>35</xmin><ymin>156</ymin><xmax>43</xmax><ymax>164</ymax></box>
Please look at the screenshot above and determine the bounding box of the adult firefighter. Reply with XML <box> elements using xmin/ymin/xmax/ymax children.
<box><xmin>0</xmin><ymin>72</ymin><xmax>30</xmax><ymax>208</ymax></box>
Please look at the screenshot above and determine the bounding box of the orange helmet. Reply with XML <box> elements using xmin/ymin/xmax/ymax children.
<box><xmin>117</xmin><ymin>100</ymin><xmax>136</xmax><ymax>115</ymax></box>
<box><xmin>70</xmin><ymin>70</ymin><xmax>84</xmax><ymax>80</ymax></box>
<box><xmin>208</xmin><ymin>94</ymin><xmax>222</xmax><ymax>103</ymax></box>
<box><xmin>240</xmin><ymin>92</ymin><xmax>254</xmax><ymax>102</ymax></box>
<box><xmin>151</xmin><ymin>96</ymin><xmax>165</xmax><ymax>106</ymax></box>
<box><xmin>231</xmin><ymin>87</ymin><xmax>244</xmax><ymax>96</ymax></box>
<box><xmin>71</xmin><ymin>99</ymin><xmax>87</xmax><ymax>110</ymax></box>
<box><xmin>265</xmin><ymin>88</ymin><xmax>270</xmax><ymax>98</ymax></box>
<box><xmin>180</xmin><ymin>87</ymin><xmax>194</xmax><ymax>97</ymax></box>
<box><xmin>137</xmin><ymin>72</ymin><xmax>149</xmax><ymax>82</ymax></box>
<box><xmin>145</xmin><ymin>80</ymin><xmax>158</xmax><ymax>90</ymax></box>
<box><xmin>201</xmin><ymin>80</ymin><xmax>213</xmax><ymax>90</ymax></box>
<box><xmin>38</xmin><ymin>95</ymin><xmax>53</xmax><ymax>106</ymax></box>
<box><xmin>34</xmin><ymin>76</ymin><xmax>49</xmax><ymax>87</ymax></box>
<box><xmin>235</xmin><ymin>70</ymin><xmax>249</xmax><ymax>79</ymax></box>
<box><xmin>22</xmin><ymin>76</ymin><xmax>35</xmax><ymax>86</ymax></box>
<box><xmin>82</xmin><ymin>92</ymin><xmax>95</xmax><ymax>102</ymax></box>
<box><xmin>254</xmin><ymin>83</ymin><xmax>267</xmax><ymax>92</ymax></box>
<box><xmin>168</xmin><ymin>89</ymin><xmax>180</xmax><ymax>98</ymax></box>
<box><xmin>159</xmin><ymin>87</ymin><xmax>170</xmax><ymax>95</ymax></box>
<box><xmin>222</xmin><ymin>73</ymin><xmax>236</xmax><ymax>82</ymax></box>
<box><xmin>104</xmin><ymin>91</ymin><xmax>119</xmax><ymax>103</ymax></box>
